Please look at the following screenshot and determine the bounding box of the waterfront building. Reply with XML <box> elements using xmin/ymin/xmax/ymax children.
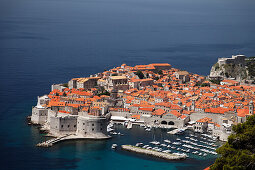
<box><xmin>218</xmin><ymin>55</ymin><xmax>246</xmax><ymax>67</ymax></box>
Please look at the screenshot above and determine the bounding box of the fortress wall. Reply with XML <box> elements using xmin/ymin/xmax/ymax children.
<box><xmin>77</xmin><ymin>116</ymin><xmax>108</xmax><ymax>138</ymax></box>
<box><xmin>50</xmin><ymin>116</ymin><xmax>77</xmax><ymax>136</ymax></box>
<box><xmin>31</xmin><ymin>107</ymin><xmax>48</xmax><ymax>124</ymax></box>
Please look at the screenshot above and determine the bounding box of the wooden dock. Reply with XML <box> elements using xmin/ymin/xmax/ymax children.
<box><xmin>121</xmin><ymin>145</ymin><xmax>186</xmax><ymax>160</ymax></box>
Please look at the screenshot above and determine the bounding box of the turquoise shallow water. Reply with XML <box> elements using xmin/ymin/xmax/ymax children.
<box><xmin>1</xmin><ymin>0</ymin><xmax>255</xmax><ymax>169</ymax></box>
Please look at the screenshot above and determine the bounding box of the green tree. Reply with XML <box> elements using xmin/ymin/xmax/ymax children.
<box><xmin>62</xmin><ymin>83</ymin><xmax>68</xmax><ymax>87</ymax></box>
<box><xmin>97</xmin><ymin>90</ymin><xmax>110</xmax><ymax>96</ymax></box>
<box><xmin>146</xmin><ymin>73</ymin><xmax>149</xmax><ymax>78</ymax></box>
<box><xmin>201</xmin><ymin>83</ymin><xmax>209</xmax><ymax>87</ymax></box>
<box><xmin>210</xmin><ymin>115</ymin><xmax>255</xmax><ymax>170</ymax></box>
<box><xmin>158</xmin><ymin>70</ymin><xmax>163</xmax><ymax>75</ymax></box>
<box><xmin>135</xmin><ymin>70</ymin><xmax>144</xmax><ymax>79</ymax></box>
<box><xmin>210</xmin><ymin>79</ymin><xmax>221</xmax><ymax>85</ymax></box>
<box><xmin>214</xmin><ymin>63</ymin><xmax>220</xmax><ymax>70</ymax></box>
<box><xmin>154</xmin><ymin>77</ymin><xmax>159</xmax><ymax>81</ymax></box>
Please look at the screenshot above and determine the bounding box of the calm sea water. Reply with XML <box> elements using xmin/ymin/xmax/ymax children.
<box><xmin>1</xmin><ymin>0</ymin><xmax>255</xmax><ymax>169</ymax></box>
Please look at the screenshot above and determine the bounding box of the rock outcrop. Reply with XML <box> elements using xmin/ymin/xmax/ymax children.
<box><xmin>209</xmin><ymin>55</ymin><xmax>255</xmax><ymax>81</ymax></box>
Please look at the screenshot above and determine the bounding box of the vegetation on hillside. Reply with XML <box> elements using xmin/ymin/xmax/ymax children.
<box><xmin>209</xmin><ymin>79</ymin><xmax>221</xmax><ymax>85</ymax></box>
<box><xmin>158</xmin><ymin>70</ymin><xmax>163</xmax><ymax>75</ymax></box>
<box><xmin>112</xmin><ymin>73</ymin><xmax>118</xmax><ymax>76</ymax></box>
<box><xmin>223</xmin><ymin>63</ymin><xmax>247</xmax><ymax>79</ymax></box>
<box><xmin>135</xmin><ymin>70</ymin><xmax>144</xmax><ymax>79</ymax></box>
<box><xmin>97</xmin><ymin>90</ymin><xmax>110</xmax><ymax>96</ymax></box>
<box><xmin>246</xmin><ymin>57</ymin><xmax>255</xmax><ymax>78</ymax></box>
<box><xmin>210</xmin><ymin>115</ymin><xmax>255</xmax><ymax>170</ymax></box>
<box><xmin>62</xmin><ymin>83</ymin><xmax>68</xmax><ymax>87</ymax></box>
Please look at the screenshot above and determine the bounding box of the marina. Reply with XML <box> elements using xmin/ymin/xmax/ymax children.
<box><xmin>110</xmin><ymin>123</ymin><xmax>221</xmax><ymax>160</ymax></box>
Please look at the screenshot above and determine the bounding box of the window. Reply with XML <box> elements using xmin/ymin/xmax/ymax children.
<box><xmin>74</xmin><ymin>125</ymin><xmax>76</xmax><ymax>128</ymax></box>
<box><xmin>61</xmin><ymin>125</ymin><xmax>63</xmax><ymax>128</ymax></box>
<box><xmin>101</xmin><ymin>128</ymin><xmax>103</xmax><ymax>130</ymax></box>
<box><xmin>83</xmin><ymin>123</ymin><xmax>85</xmax><ymax>125</ymax></box>
<box><xmin>92</xmin><ymin>128</ymin><xmax>94</xmax><ymax>131</ymax></box>
<box><xmin>68</xmin><ymin>125</ymin><xmax>70</xmax><ymax>128</ymax></box>
<box><xmin>92</xmin><ymin>124</ymin><xmax>94</xmax><ymax>126</ymax></box>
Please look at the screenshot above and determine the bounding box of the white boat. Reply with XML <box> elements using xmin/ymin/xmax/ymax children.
<box><xmin>172</xmin><ymin>142</ymin><xmax>181</xmax><ymax>145</ymax></box>
<box><xmin>135</xmin><ymin>143</ymin><xmax>143</xmax><ymax>147</ymax></box>
<box><xmin>111</xmin><ymin>144</ymin><xmax>117</xmax><ymax>149</ymax></box>
<box><xmin>162</xmin><ymin>150</ymin><xmax>171</xmax><ymax>153</ymax></box>
<box><xmin>107</xmin><ymin>127</ymin><xmax>114</xmax><ymax>132</ymax></box>
<box><xmin>164</xmin><ymin>139</ymin><xmax>171</xmax><ymax>143</ymax></box>
<box><xmin>142</xmin><ymin>145</ymin><xmax>150</xmax><ymax>149</ymax></box>
<box><xmin>150</xmin><ymin>141</ymin><xmax>160</xmax><ymax>145</ymax></box>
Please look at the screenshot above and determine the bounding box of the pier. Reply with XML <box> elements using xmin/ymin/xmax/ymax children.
<box><xmin>121</xmin><ymin>145</ymin><xmax>186</xmax><ymax>160</ymax></box>
<box><xmin>36</xmin><ymin>134</ymin><xmax>111</xmax><ymax>147</ymax></box>
<box><xmin>167</xmin><ymin>127</ymin><xmax>188</xmax><ymax>135</ymax></box>
<box><xmin>36</xmin><ymin>134</ymin><xmax>71</xmax><ymax>147</ymax></box>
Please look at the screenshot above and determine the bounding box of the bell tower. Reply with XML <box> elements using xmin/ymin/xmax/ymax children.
<box><xmin>191</xmin><ymin>99</ymin><xmax>195</xmax><ymax>111</ymax></box>
<box><xmin>249</xmin><ymin>100</ymin><xmax>254</xmax><ymax>115</ymax></box>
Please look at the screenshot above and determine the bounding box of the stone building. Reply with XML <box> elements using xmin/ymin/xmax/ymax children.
<box><xmin>218</xmin><ymin>55</ymin><xmax>246</xmax><ymax>67</ymax></box>
<box><xmin>76</xmin><ymin>114</ymin><xmax>108</xmax><ymax>139</ymax></box>
<box><xmin>31</xmin><ymin>95</ymin><xmax>50</xmax><ymax>124</ymax></box>
<box><xmin>150</xmin><ymin>63</ymin><xmax>172</xmax><ymax>71</ymax></box>
<box><xmin>106</xmin><ymin>76</ymin><xmax>128</xmax><ymax>91</ymax></box>
<box><xmin>128</xmin><ymin>78</ymin><xmax>154</xmax><ymax>90</ymax></box>
<box><xmin>68</xmin><ymin>77</ymin><xmax>100</xmax><ymax>89</ymax></box>
<box><xmin>194</xmin><ymin>117</ymin><xmax>212</xmax><ymax>133</ymax></box>
<box><xmin>50</xmin><ymin>114</ymin><xmax>78</xmax><ymax>136</ymax></box>
<box><xmin>174</xmin><ymin>71</ymin><xmax>190</xmax><ymax>83</ymax></box>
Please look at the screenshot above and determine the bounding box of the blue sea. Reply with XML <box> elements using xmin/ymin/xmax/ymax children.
<box><xmin>1</xmin><ymin>0</ymin><xmax>255</xmax><ymax>169</ymax></box>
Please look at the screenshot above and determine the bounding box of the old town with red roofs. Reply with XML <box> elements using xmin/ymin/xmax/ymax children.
<box><xmin>31</xmin><ymin>63</ymin><xmax>254</xmax><ymax>142</ymax></box>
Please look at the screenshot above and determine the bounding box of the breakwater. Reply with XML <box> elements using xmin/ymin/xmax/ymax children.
<box><xmin>121</xmin><ymin>145</ymin><xmax>186</xmax><ymax>160</ymax></box>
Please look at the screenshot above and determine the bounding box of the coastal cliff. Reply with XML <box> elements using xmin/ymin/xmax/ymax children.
<box><xmin>209</xmin><ymin>55</ymin><xmax>255</xmax><ymax>82</ymax></box>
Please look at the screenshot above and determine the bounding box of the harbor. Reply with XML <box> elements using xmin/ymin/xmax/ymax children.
<box><xmin>108</xmin><ymin>123</ymin><xmax>221</xmax><ymax>161</ymax></box>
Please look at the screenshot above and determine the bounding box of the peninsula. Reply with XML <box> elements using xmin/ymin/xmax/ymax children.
<box><xmin>29</xmin><ymin>58</ymin><xmax>254</xmax><ymax>147</ymax></box>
